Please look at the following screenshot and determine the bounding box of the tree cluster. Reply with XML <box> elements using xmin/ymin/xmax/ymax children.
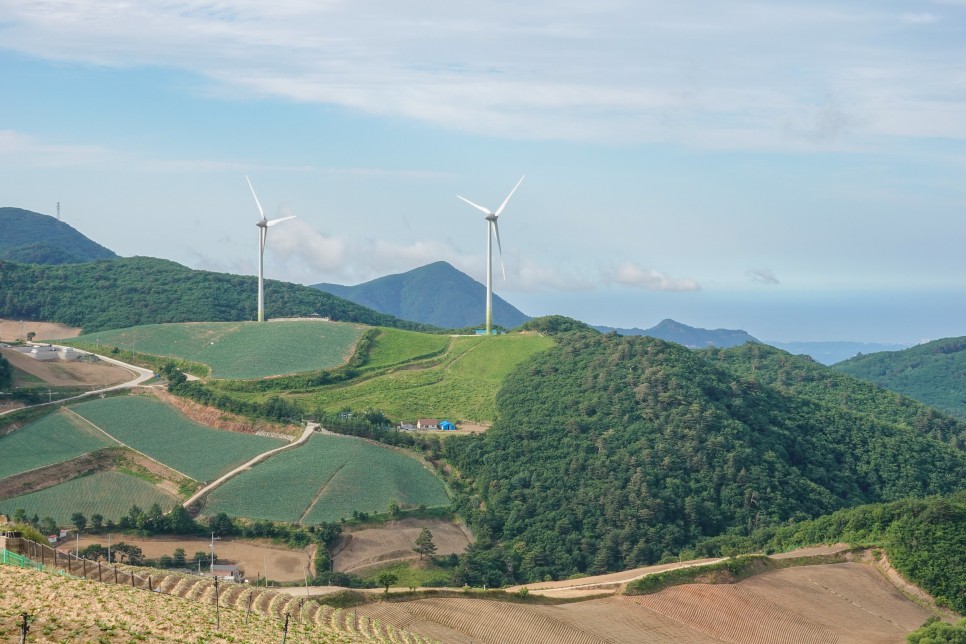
<box><xmin>443</xmin><ymin>332</ymin><xmax>966</xmax><ymax>584</ymax></box>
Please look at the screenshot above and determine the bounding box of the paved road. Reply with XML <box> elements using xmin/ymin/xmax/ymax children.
<box><xmin>0</xmin><ymin>344</ymin><xmax>156</xmax><ymax>417</ymax></box>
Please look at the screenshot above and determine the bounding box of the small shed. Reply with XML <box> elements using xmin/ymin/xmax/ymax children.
<box><xmin>417</xmin><ymin>419</ymin><xmax>439</xmax><ymax>430</ymax></box>
<box><xmin>210</xmin><ymin>564</ymin><xmax>241</xmax><ymax>581</ymax></box>
<box><xmin>439</xmin><ymin>420</ymin><xmax>456</xmax><ymax>431</ymax></box>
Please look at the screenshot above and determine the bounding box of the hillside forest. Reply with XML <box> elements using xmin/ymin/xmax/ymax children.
<box><xmin>442</xmin><ymin>329</ymin><xmax>966</xmax><ymax>586</ymax></box>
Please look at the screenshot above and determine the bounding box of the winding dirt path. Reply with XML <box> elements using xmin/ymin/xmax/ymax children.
<box><xmin>182</xmin><ymin>422</ymin><xmax>318</xmax><ymax>509</ymax></box>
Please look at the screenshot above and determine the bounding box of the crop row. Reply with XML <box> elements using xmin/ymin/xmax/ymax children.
<box><xmin>0</xmin><ymin>409</ymin><xmax>114</xmax><ymax>480</ymax></box>
<box><xmin>203</xmin><ymin>433</ymin><xmax>449</xmax><ymax>523</ymax></box>
<box><xmin>0</xmin><ymin>470</ymin><xmax>179</xmax><ymax>523</ymax></box>
<box><xmin>69</xmin><ymin>320</ymin><xmax>365</xmax><ymax>379</ymax></box>
<box><xmin>68</xmin><ymin>395</ymin><xmax>285</xmax><ymax>481</ymax></box>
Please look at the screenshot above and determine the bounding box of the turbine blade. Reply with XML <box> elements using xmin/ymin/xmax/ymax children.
<box><xmin>266</xmin><ymin>215</ymin><xmax>296</xmax><ymax>227</ymax></box>
<box><xmin>493</xmin><ymin>220</ymin><xmax>506</xmax><ymax>280</ymax></box>
<box><xmin>246</xmin><ymin>175</ymin><xmax>266</xmax><ymax>220</ymax></box>
<box><xmin>494</xmin><ymin>175</ymin><xmax>525</xmax><ymax>217</ymax></box>
<box><xmin>457</xmin><ymin>195</ymin><xmax>493</xmax><ymax>216</ymax></box>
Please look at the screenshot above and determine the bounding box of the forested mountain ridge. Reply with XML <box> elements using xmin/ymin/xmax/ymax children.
<box><xmin>0</xmin><ymin>257</ymin><xmax>437</xmax><ymax>334</ymax></box>
<box><xmin>709</xmin><ymin>342</ymin><xmax>965</xmax><ymax>449</ymax></box>
<box><xmin>832</xmin><ymin>336</ymin><xmax>966</xmax><ymax>421</ymax></box>
<box><xmin>443</xmin><ymin>330</ymin><xmax>966</xmax><ymax>584</ymax></box>
<box><xmin>0</xmin><ymin>207</ymin><xmax>118</xmax><ymax>264</ymax></box>
<box><xmin>313</xmin><ymin>261</ymin><xmax>531</xmax><ymax>329</ymax></box>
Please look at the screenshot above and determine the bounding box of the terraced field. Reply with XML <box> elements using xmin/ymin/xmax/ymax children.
<box><xmin>1</xmin><ymin>564</ymin><xmax>408</xmax><ymax>643</ymax></box>
<box><xmin>64</xmin><ymin>319</ymin><xmax>365</xmax><ymax>379</ymax></box>
<box><xmin>356</xmin><ymin>563</ymin><xmax>935</xmax><ymax>643</ymax></box>
<box><xmin>65</xmin><ymin>395</ymin><xmax>285</xmax><ymax>482</ymax></box>
<box><xmin>0</xmin><ymin>470</ymin><xmax>179</xmax><ymax>523</ymax></box>
<box><xmin>309</xmin><ymin>333</ymin><xmax>554</xmax><ymax>422</ymax></box>
<box><xmin>0</xmin><ymin>409</ymin><xmax>114</xmax><ymax>479</ymax></box>
<box><xmin>202</xmin><ymin>433</ymin><xmax>449</xmax><ymax>523</ymax></box>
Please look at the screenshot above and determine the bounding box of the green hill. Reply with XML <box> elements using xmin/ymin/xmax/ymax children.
<box><xmin>68</xmin><ymin>320</ymin><xmax>366</xmax><ymax>379</ymax></box>
<box><xmin>314</xmin><ymin>261</ymin><xmax>530</xmax><ymax>329</ymax></box>
<box><xmin>0</xmin><ymin>207</ymin><xmax>117</xmax><ymax>264</ymax></box>
<box><xmin>442</xmin><ymin>330</ymin><xmax>966</xmax><ymax>584</ymax></box>
<box><xmin>833</xmin><ymin>336</ymin><xmax>966</xmax><ymax>421</ymax></box>
<box><xmin>0</xmin><ymin>256</ymin><xmax>437</xmax><ymax>334</ymax></box>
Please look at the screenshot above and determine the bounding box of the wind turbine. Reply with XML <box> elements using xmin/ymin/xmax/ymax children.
<box><xmin>246</xmin><ymin>176</ymin><xmax>295</xmax><ymax>322</ymax></box>
<box><xmin>457</xmin><ymin>175</ymin><xmax>524</xmax><ymax>336</ymax></box>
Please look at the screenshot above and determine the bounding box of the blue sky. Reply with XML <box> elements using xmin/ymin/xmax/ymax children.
<box><xmin>1</xmin><ymin>1</ymin><xmax>964</xmax><ymax>344</ymax></box>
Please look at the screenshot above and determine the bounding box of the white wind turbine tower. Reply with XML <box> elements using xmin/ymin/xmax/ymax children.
<box><xmin>457</xmin><ymin>175</ymin><xmax>525</xmax><ymax>336</ymax></box>
<box><xmin>246</xmin><ymin>176</ymin><xmax>296</xmax><ymax>322</ymax></box>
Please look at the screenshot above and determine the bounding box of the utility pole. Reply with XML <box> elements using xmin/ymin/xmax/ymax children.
<box><xmin>209</xmin><ymin>532</ymin><xmax>221</xmax><ymax>571</ymax></box>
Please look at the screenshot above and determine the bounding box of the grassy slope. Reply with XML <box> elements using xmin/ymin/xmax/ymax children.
<box><xmin>0</xmin><ymin>470</ymin><xmax>178</xmax><ymax>524</ymax></box>
<box><xmin>67</xmin><ymin>395</ymin><xmax>285</xmax><ymax>481</ymax></box>
<box><xmin>0</xmin><ymin>410</ymin><xmax>114</xmax><ymax>479</ymax></box>
<box><xmin>64</xmin><ymin>320</ymin><xmax>365</xmax><ymax>379</ymax></box>
<box><xmin>307</xmin><ymin>333</ymin><xmax>554</xmax><ymax>422</ymax></box>
<box><xmin>203</xmin><ymin>433</ymin><xmax>449</xmax><ymax>523</ymax></box>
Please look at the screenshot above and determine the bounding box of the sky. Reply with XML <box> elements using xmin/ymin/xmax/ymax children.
<box><xmin>1</xmin><ymin>1</ymin><xmax>964</xmax><ymax>344</ymax></box>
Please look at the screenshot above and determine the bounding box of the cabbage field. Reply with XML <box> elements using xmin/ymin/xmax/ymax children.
<box><xmin>202</xmin><ymin>433</ymin><xmax>449</xmax><ymax>523</ymax></box>
<box><xmin>63</xmin><ymin>319</ymin><xmax>365</xmax><ymax>379</ymax></box>
<box><xmin>0</xmin><ymin>470</ymin><xmax>179</xmax><ymax>523</ymax></box>
<box><xmin>67</xmin><ymin>395</ymin><xmax>285</xmax><ymax>482</ymax></box>
<box><xmin>0</xmin><ymin>410</ymin><xmax>115</xmax><ymax>480</ymax></box>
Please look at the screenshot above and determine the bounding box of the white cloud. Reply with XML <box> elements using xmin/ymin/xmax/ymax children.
<box><xmin>2</xmin><ymin>1</ymin><xmax>965</xmax><ymax>148</ymax></box>
<box><xmin>901</xmin><ymin>13</ymin><xmax>939</xmax><ymax>24</ymax></box>
<box><xmin>747</xmin><ymin>268</ymin><xmax>780</xmax><ymax>285</ymax></box>
<box><xmin>0</xmin><ymin>130</ymin><xmax>114</xmax><ymax>167</ymax></box>
<box><xmin>608</xmin><ymin>262</ymin><xmax>700</xmax><ymax>292</ymax></box>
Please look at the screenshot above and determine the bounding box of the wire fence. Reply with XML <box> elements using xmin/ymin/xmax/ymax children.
<box><xmin>2</xmin><ymin>535</ymin><xmax>429</xmax><ymax>643</ymax></box>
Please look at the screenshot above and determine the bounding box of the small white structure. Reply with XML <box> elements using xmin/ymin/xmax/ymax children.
<box><xmin>16</xmin><ymin>344</ymin><xmax>86</xmax><ymax>362</ymax></box>
<box><xmin>417</xmin><ymin>419</ymin><xmax>439</xmax><ymax>430</ymax></box>
<box><xmin>210</xmin><ymin>564</ymin><xmax>242</xmax><ymax>582</ymax></box>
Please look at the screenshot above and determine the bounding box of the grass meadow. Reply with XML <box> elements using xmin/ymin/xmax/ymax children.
<box><xmin>362</xmin><ymin>328</ymin><xmax>451</xmax><ymax>370</ymax></box>
<box><xmin>0</xmin><ymin>470</ymin><xmax>179</xmax><ymax>524</ymax></box>
<box><xmin>308</xmin><ymin>333</ymin><xmax>554</xmax><ymax>422</ymax></box>
<box><xmin>203</xmin><ymin>433</ymin><xmax>449</xmax><ymax>524</ymax></box>
<box><xmin>67</xmin><ymin>395</ymin><xmax>285</xmax><ymax>482</ymax></box>
<box><xmin>0</xmin><ymin>410</ymin><xmax>115</xmax><ymax>480</ymax></box>
<box><xmin>63</xmin><ymin>320</ymin><xmax>365</xmax><ymax>379</ymax></box>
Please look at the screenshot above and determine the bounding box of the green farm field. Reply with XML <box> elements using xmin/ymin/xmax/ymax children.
<box><xmin>0</xmin><ymin>470</ymin><xmax>179</xmax><ymax>524</ymax></box>
<box><xmin>307</xmin><ymin>333</ymin><xmax>554</xmax><ymax>422</ymax></box>
<box><xmin>62</xmin><ymin>319</ymin><xmax>365</xmax><ymax>379</ymax></box>
<box><xmin>202</xmin><ymin>433</ymin><xmax>449</xmax><ymax>524</ymax></box>
<box><xmin>0</xmin><ymin>410</ymin><xmax>114</xmax><ymax>480</ymax></box>
<box><xmin>67</xmin><ymin>395</ymin><xmax>285</xmax><ymax>482</ymax></box>
<box><xmin>362</xmin><ymin>327</ymin><xmax>451</xmax><ymax>370</ymax></box>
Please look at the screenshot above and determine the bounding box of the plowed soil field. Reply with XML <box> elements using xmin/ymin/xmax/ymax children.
<box><xmin>333</xmin><ymin>518</ymin><xmax>472</xmax><ymax>573</ymax></box>
<box><xmin>358</xmin><ymin>562</ymin><xmax>934</xmax><ymax>643</ymax></box>
<box><xmin>1</xmin><ymin>347</ymin><xmax>133</xmax><ymax>387</ymax></box>
<box><xmin>72</xmin><ymin>535</ymin><xmax>314</xmax><ymax>582</ymax></box>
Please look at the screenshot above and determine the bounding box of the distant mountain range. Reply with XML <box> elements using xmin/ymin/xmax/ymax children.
<box><xmin>833</xmin><ymin>337</ymin><xmax>966</xmax><ymax>422</ymax></box>
<box><xmin>767</xmin><ymin>340</ymin><xmax>910</xmax><ymax>365</ymax></box>
<box><xmin>596</xmin><ymin>319</ymin><xmax>758</xmax><ymax>349</ymax></box>
<box><xmin>0</xmin><ymin>207</ymin><xmax>118</xmax><ymax>264</ymax></box>
<box><xmin>313</xmin><ymin>261</ymin><xmax>531</xmax><ymax>330</ymax></box>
